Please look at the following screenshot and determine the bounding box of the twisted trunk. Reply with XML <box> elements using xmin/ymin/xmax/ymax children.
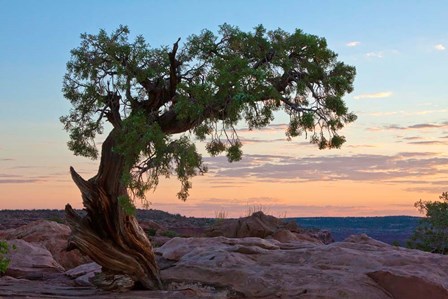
<box><xmin>65</xmin><ymin>129</ymin><xmax>162</xmax><ymax>290</ymax></box>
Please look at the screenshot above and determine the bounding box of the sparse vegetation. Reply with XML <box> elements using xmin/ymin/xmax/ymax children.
<box><xmin>145</xmin><ymin>228</ymin><xmax>157</xmax><ymax>237</ymax></box>
<box><xmin>161</xmin><ymin>230</ymin><xmax>178</xmax><ymax>238</ymax></box>
<box><xmin>214</xmin><ymin>210</ymin><xmax>228</xmax><ymax>220</ymax></box>
<box><xmin>46</xmin><ymin>217</ymin><xmax>65</xmax><ymax>224</ymax></box>
<box><xmin>0</xmin><ymin>240</ymin><xmax>11</xmax><ymax>275</ymax></box>
<box><xmin>407</xmin><ymin>192</ymin><xmax>448</xmax><ymax>254</ymax></box>
<box><xmin>391</xmin><ymin>240</ymin><xmax>401</xmax><ymax>247</ymax></box>
<box><xmin>245</xmin><ymin>204</ymin><xmax>271</xmax><ymax>217</ymax></box>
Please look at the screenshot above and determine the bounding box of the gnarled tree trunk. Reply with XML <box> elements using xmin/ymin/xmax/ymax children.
<box><xmin>64</xmin><ymin>130</ymin><xmax>162</xmax><ymax>290</ymax></box>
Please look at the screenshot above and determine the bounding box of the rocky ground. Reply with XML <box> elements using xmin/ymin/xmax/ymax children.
<box><xmin>0</xmin><ymin>210</ymin><xmax>447</xmax><ymax>298</ymax></box>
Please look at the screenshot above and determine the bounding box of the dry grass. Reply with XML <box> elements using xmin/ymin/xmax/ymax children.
<box><xmin>214</xmin><ymin>210</ymin><xmax>228</xmax><ymax>220</ymax></box>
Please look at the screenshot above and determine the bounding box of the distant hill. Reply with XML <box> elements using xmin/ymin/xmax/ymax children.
<box><xmin>0</xmin><ymin>210</ymin><xmax>422</xmax><ymax>247</ymax></box>
<box><xmin>292</xmin><ymin>216</ymin><xmax>421</xmax><ymax>246</ymax></box>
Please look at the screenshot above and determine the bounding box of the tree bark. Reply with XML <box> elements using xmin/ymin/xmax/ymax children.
<box><xmin>64</xmin><ymin>129</ymin><xmax>162</xmax><ymax>290</ymax></box>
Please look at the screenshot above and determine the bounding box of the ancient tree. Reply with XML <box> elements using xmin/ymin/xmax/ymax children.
<box><xmin>61</xmin><ymin>24</ymin><xmax>356</xmax><ymax>290</ymax></box>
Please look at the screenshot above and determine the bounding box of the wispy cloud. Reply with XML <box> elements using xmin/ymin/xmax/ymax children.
<box><xmin>236</xmin><ymin>124</ymin><xmax>288</xmax><ymax>134</ymax></box>
<box><xmin>366</xmin><ymin>109</ymin><xmax>448</xmax><ymax>117</ymax></box>
<box><xmin>369</xmin><ymin>122</ymin><xmax>448</xmax><ymax>132</ymax></box>
<box><xmin>204</xmin><ymin>152</ymin><xmax>448</xmax><ymax>188</ymax></box>
<box><xmin>0</xmin><ymin>179</ymin><xmax>41</xmax><ymax>184</ymax></box>
<box><xmin>379</xmin><ymin>122</ymin><xmax>448</xmax><ymax>131</ymax></box>
<box><xmin>408</xmin><ymin>140</ymin><xmax>447</xmax><ymax>145</ymax></box>
<box><xmin>346</xmin><ymin>41</ymin><xmax>361</xmax><ymax>47</ymax></box>
<box><xmin>366</xmin><ymin>51</ymin><xmax>384</xmax><ymax>58</ymax></box>
<box><xmin>346</xmin><ymin>144</ymin><xmax>377</xmax><ymax>148</ymax></box>
<box><xmin>402</xmin><ymin>136</ymin><xmax>423</xmax><ymax>141</ymax></box>
<box><xmin>435</xmin><ymin>44</ymin><xmax>446</xmax><ymax>51</ymax></box>
<box><xmin>354</xmin><ymin>91</ymin><xmax>392</xmax><ymax>100</ymax></box>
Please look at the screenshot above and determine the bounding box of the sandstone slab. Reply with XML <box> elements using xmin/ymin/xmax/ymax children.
<box><xmin>0</xmin><ymin>220</ymin><xmax>90</xmax><ymax>269</ymax></box>
<box><xmin>4</xmin><ymin>239</ymin><xmax>64</xmax><ymax>279</ymax></box>
<box><xmin>156</xmin><ymin>235</ymin><xmax>448</xmax><ymax>298</ymax></box>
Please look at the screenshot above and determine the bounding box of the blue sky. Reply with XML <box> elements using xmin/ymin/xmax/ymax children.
<box><xmin>1</xmin><ymin>1</ymin><xmax>447</xmax><ymax>216</ymax></box>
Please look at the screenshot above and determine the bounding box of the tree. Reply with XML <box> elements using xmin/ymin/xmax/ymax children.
<box><xmin>408</xmin><ymin>192</ymin><xmax>448</xmax><ymax>254</ymax></box>
<box><xmin>61</xmin><ymin>24</ymin><xmax>356</xmax><ymax>290</ymax></box>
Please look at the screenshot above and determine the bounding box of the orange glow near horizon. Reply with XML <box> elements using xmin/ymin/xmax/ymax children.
<box><xmin>0</xmin><ymin>170</ymin><xmax>434</xmax><ymax>218</ymax></box>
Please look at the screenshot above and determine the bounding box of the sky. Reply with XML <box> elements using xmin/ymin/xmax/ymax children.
<box><xmin>0</xmin><ymin>1</ymin><xmax>447</xmax><ymax>217</ymax></box>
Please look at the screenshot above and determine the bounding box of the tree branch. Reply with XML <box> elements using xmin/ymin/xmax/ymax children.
<box><xmin>168</xmin><ymin>38</ymin><xmax>181</xmax><ymax>100</ymax></box>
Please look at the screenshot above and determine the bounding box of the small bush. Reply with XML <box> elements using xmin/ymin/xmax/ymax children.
<box><xmin>145</xmin><ymin>228</ymin><xmax>157</xmax><ymax>237</ymax></box>
<box><xmin>47</xmin><ymin>217</ymin><xmax>65</xmax><ymax>224</ymax></box>
<box><xmin>407</xmin><ymin>192</ymin><xmax>448</xmax><ymax>254</ymax></box>
<box><xmin>161</xmin><ymin>230</ymin><xmax>177</xmax><ymax>238</ymax></box>
<box><xmin>0</xmin><ymin>240</ymin><xmax>11</xmax><ymax>274</ymax></box>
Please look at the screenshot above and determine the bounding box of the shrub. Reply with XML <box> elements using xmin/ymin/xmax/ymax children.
<box><xmin>161</xmin><ymin>230</ymin><xmax>177</xmax><ymax>238</ymax></box>
<box><xmin>47</xmin><ymin>217</ymin><xmax>65</xmax><ymax>224</ymax></box>
<box><xmin>145</xmin><ymin>228</ymin><xmax>157</xmax><ymax>237</ymax></box>
<box><xmin>0</xmin><ymin>240</ymin><xmax>10</xmax><ymax>274</ymax></box>
<box><xmin>407</xmin><ymin>192</ymin><xmax>448</xmax><ymax>254</ymax></box>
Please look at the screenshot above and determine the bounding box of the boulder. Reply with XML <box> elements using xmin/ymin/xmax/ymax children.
<box><xmin>156</xmin><ymin>235</ymin><xmax>448</xmax><ymax>298</ymax></box>
<box><xmin>4</xmin><ymin>239</ymin><xmax>64</xmax><ymax>279</ymax></box>
<box><xmin>271</xmin><ymin>229</ymin><xmax>322</xmax><ymax>244</ymax></box>
<box><xmin>368</xmin><ymin>270</ymin><xmax>448</xmax><ymax>299</ymax></box>
<box><xmin>206</xmin><ymin>212</ymin><xmax>285</xmax><ymax>238</ymax></box>
<box><xmin>206</xmin><ymin>211</ymin><xmax>331</xmax><ymax>245</ymax></box>
<box><xmin>0</xmin><ymin>219</ymin><xmax>90</xmax><ymax>269</ymax></box>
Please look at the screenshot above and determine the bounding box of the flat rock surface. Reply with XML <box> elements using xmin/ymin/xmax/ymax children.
<box><xmin>156</xmin><ymin>234</ymin><xmax>448</xmax><ymax>298</ymax></box>
<box><xmin>1</xmin><ymin>215</ymin><xmax>448</xmax><ymax>298</ymax></box>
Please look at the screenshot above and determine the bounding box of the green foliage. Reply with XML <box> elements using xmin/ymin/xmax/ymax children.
<box><xmin>118</xmin><ymin>195</ymin><xmax>136</xmax><ymax>215</ymax></box>
<box><xmin>61</xmin><ymin>24</ymin><xmax>356</xmax><ymax>204</ymax></box>
<box><xmin>145</xmin><ymin>228</ymin><xmax>157</xmax><ymax>237</ymax></box>
<box><xmin>0</xmin><ymin>240</ymin><xmax>10</xmax><ymax>274</ymax></box>
<box><xmin>47</xmin><ymin>217</ymin><xmax>65</xmax><ymax>224</ymax></box>
<box><xmin>160</xmin><ymin>230</ymin><xmax>177</xmax><ymax>238</ymax></box>
<box><xmin>407</xmin><ymin>192</ymin><xmax>448</xmax><ymax>254</ymax></box>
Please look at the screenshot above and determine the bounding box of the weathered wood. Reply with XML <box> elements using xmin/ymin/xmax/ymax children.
<box><xmin>65</xmin><ymin>130</ymin><xmax>162</xmax><ymax>290</ymax></box>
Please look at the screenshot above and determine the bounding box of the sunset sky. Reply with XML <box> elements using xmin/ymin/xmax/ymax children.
<box><xmin>1</xmin><ymin>1</ymin><xmax>447</xmax><ymax>217</ymax></box>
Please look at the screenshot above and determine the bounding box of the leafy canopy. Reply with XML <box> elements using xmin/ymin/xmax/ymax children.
<box><xmin>61</xmin><ymin>24</ymin><xmax>356</xmax><ymax>204</ymax></box>
<box><xmin>408</xmin><ymin>192</ymin><xmax>448</xmax><ymax>254</ymax></box>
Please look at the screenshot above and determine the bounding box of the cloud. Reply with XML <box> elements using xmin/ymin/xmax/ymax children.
<box><xmin>366</xmin><ymin>51</ymin><xmax>384</xmax><ymax>58</ymax></box>
<box><xmin>401</xmin><ymin>136</ymin><xmax>423</xmax><ymax>141</ymax></box>
<box><xmin>366</xmin><ymin>109</ymin><xmax>448</xmax><ymax>117</ymax></box>
<box><xmin>203</xmin><ymin>152</ymin><xmax>448</xmax><ymax>191</ymax></box>
<box><xmin>0</xmin><ymin>179</ymin><xmax>41</xmax><ymax>184</ymax></box>
<box><xmin>0</xmin><ymin>158</ymin><xmax>14</xmax><ymax>161</ymax></box>
<box><xmin>435</xmin><ymin>44</ymin><xmax>446</xmax><ymax>51</ymax></box>
<box><xmin>354</xmin><ymin>91</ymin><xmax>392</xmax><ymax>100</ymax></box>
<box><xmin>239</xmin><ymin>137</ymin><xmax>288</xmax><ymax>144</ymax></box>
<box><xmin>408</xmin><ymin>140</ymin><xmax>447</xmax><ymax>145</ymax></box>
<box><xmin>236</xmin><ymin>124</ymin><xmax>288</xmax><ymax>134</ymax></box>
<box><xmin>346</xmin><ymin>144</ymin><xmax>376</xmax><ymax>148</ymax></box>
<box><xmin>346</xmin><ymin>41</ymin><xmax>361</xmax><ymax>47</ymax></box>
<box><xmin>369</xmin><ymin>121</ymin><xmax>448</xmax><ymax>131</ymax></box>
